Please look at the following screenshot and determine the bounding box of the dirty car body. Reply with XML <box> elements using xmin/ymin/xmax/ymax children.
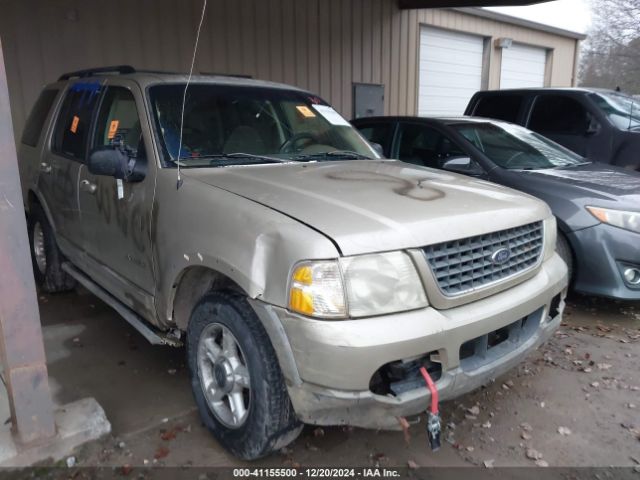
<box><xmin>18</xmin><ymin>69</ymin><xmax>567</xmax><ymax>459</ymax></box>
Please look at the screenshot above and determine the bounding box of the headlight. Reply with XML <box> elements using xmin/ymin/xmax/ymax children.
<box><xmin>586</xmin><ymin>206</ymin><xmax>640</xmax><ymax>234</ymax></box>
<box><xmin>288</xmin><ymin>252</ymin><xmax>427</xmax><ymax>319</ymax></box>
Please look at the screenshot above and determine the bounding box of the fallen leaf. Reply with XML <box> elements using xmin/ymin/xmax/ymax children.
<box><xmin>558</xmin><ymin>426</ymin><xmax>572</xmax><ymax>436</ymax></box>
<box><xmin>483</xmin><ymin>459</ymin><xmax>495</xmax><ymax>468</ymax></box>
<box><xmin>154</xmin><ymin>446</ymin><xmax>170</xmax><ymax>460</ymax></box>
<box><xmin>407</xmin><ymin>460</ymin><xmax>418</xmax><ymax>469</ymax></box>
<box><xmin>397</xmin><ymin>416</ymin><xmax>411</xmax><ymax>445</ymax></box>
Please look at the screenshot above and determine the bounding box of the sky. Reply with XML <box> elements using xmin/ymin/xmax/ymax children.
<box><xmin>485</xmin><ymin>0</ymin><xmax>593</xmax><ymax>34</ymax></box>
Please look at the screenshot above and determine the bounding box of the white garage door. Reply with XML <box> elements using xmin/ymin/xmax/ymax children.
<box><xmin>500</xmin><ymin>44</ymin><xmax>546</xmax><ymax>89</ymax></box>
<box><xmin>418</xmin><ymin>26</ymin><xmax>484</xmax><ymax>116</ymax></box>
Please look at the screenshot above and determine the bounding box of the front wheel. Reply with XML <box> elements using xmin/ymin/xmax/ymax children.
<box><xmin>186</xmin><ymin>291</ymin><xmax>301</xmax><ymax>460</ymax></box>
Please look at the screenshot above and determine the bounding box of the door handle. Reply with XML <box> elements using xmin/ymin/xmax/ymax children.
<box><xmin>80</xmin><ymin>179</ymin><xmax>97</xmax><ymax>194</ymax></box>
<box><xmin>40</xmin><ymin>162</ymin><xmax>52</xmax><ymax>174</ymax></box>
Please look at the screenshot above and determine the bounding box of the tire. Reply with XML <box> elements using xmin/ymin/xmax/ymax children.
<box><xmin>27</xmin><ymin>203</ymin><xmax>76</xmax><ymax>293</ymax></box>
<box><xmin>555</xmin><ymin>232</ymin><xmax>574</xmax><ymax>282</ymax></box>
<box><xmin>186</xmin><ymin>291</ymin><xmax>302</xmax><ymax>460</ymax></box>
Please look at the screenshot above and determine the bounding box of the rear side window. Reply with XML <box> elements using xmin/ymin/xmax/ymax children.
<box><xmin>52</xmin><ymin>82</ymin><xmax>103</xmax><ymax>160</ymax></box>
<box><xmin>473</xmin><ymin>95</ymin><xmax>523</xmax><ymax>123</ymax></box>
<box><xmin>21</xmin><ymin>89</ymin><xmax>59</xmax><ymax>147</ymax></box>
<box><xmin>356</xmin><ymin>123</ymin><xmax>394</xmax><ymax>157</ymax></box>
<box><xmin>528</xmin><ymin>95</ymin><xmax>589</xmax><ymax>134</ymax></box>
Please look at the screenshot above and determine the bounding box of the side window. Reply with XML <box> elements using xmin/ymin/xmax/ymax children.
<box><xmin>397</xmin><ymin>123</ymin><xmax>465</xmax><ymax>168</ymax></box>
<box><xmin>473</xmin><ymin>95</ymin><xmax>523</xmax><ymax>123</ymax></box>
<box><xmin>21</xmin><ymin>89</ymin><xmax>59</xmax><ymax>147</ymax></box>
<box><xmin>528</xmin><ymin>95</ymin><xmax>589</xmax><ymax>135</ymax></box>
<box><xmin>52</xmin><ymin>82</ymin><xmax>102</xmax><ymax>160</ymax></box>
<box><xmin>93</xmin><ymin>87</ymin><xmax>144</xmax><ymax>158</ymax></box>
<box><xmin>356</xmin><ymin>123</ymin><xmax>394</xmax><ymax>157</ymax></box>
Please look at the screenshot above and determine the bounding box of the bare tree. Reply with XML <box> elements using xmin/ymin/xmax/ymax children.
<box><xmin>580</xmin><ymin>0</ymin><xmax>640</xmax><ymax>94</ymax></box>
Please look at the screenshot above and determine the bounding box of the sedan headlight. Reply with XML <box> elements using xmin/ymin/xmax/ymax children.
<box><xmin>288</xmin><ymin>252</ymin><xmax>427</xmax><ymax>319</ymax></box>
<box><xmin>586</xmin><ymin>206</ymin><xmax>640</xmax><ymax>234</ymax></box>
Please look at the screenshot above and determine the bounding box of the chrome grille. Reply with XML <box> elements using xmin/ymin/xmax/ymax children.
<box><xmin>423</xmin><ymin>221</ymin><xmax>544</xmax><ymax>296</ymax></box>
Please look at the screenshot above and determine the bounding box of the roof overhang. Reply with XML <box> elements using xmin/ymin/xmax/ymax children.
<box><xmin>398</xmin><ymin>0</ymin><xmax>550</xmax><ymax>8</ymax></box>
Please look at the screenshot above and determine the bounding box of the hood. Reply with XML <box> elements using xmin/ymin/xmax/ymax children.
<box><xmin>185</xmin><ymin>160</ymin><xmax>549</xmax><ymax>256</ymax></box>
<box><xmin>517</xmin><ymin>163</ymin><xmax>640</xmax><ymax>205</ymax></box>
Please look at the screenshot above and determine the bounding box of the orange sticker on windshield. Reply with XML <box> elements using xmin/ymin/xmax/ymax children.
<box><xmin>70</xmin><ymin>115</ymin><xmax>80</xmax><ymax>133</ymax></box>
<box><xmin>108</xmin><ymin>120</ymin><xmax>120</xmax><ymax>139</ymax></box>
<box><xmin>296</xmin><ymin>105</ymin><xmax>316</xmax><ymax>118</ymax></box>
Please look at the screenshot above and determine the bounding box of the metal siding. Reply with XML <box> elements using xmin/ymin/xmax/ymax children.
<box><xmin>0</xmin><ymin>0</ymin><xmax>580</xmax><ymax>143</ymax></box>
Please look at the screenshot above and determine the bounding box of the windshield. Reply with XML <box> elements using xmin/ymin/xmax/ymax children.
<box><xmin>148</xmin><ymin>84</ymin><xmax>378</xmax><ymax>167</ymax></box>
<box><xmin>453</xmin><ymin>122</ymin><xmax>586</xmax><ymax>170</ymax></box>
<box><xmin>591</xmin><ymin>91</ymin><xmax>640</xmax><ymax>130</ymax></box>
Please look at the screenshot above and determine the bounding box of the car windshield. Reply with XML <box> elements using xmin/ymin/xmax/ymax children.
<box><xmin>591</xmin><ymin>91</ymin><xmax>640</xmax><ymax>130</ymax></box>
<box><xmin>148</xmin><ymin>83</ymin><xmax>378</xmax><ymax>167</ymax></box>
<box><xmin>453</xmin><ymin>122</ymin><xmax>587</xmax><ymax>170</ymax></box>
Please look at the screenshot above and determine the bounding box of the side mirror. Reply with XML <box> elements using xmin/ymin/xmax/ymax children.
<box><xmin>586</xmin><ymin>119</ymin><xmax>600</xmax><ymax>136</ymax></box>
<box><xmin>88</xmin><ymin>146</ymin><xmax>146</xmax><ymax>182</ymax></box>
<box><xmin>442</xmin><ymin>157</ymin><xmax>484</xmax><ymax>176</ymax></box>
<box><xmin>369</xmin><ymin>142</ymin><xmax>385</xmax><ymax>157</ymax></box>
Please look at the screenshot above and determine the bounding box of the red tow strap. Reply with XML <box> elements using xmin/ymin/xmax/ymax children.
<box><xmin>419</xmin><ymin>366</ymin><xmax>439</xmax><ymax>414</ymax></box>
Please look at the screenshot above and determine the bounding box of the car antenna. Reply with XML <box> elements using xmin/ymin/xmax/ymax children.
<box><xmin>176</xmin><ymin>0</ymin><xmax>208</xmax><ymax>190</ymax></box>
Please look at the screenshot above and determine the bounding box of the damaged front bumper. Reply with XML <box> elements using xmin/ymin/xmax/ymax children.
<box><xmin>250</xmin><ymin>253</ymin><xmax>568</xmax><ymax>430</ymax></box>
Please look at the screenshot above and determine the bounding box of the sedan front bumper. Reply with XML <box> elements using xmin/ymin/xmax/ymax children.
<box><xmin>569</xmin><ymin>223</ymin><xmax>640</xmax><ymax>300</ymax></box>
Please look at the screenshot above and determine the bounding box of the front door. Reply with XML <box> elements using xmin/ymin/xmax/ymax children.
<box><xmin>38</xmin><ymin>81</ymin><xmax>103</xmax><ymax>261</ymax></box>
<box><xmin>78</xmin><ymin>83</ymin><xmax>156</xmax><ymax>319</ymax></box>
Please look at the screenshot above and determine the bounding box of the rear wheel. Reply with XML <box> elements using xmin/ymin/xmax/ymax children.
<box><xmin>186</xmin><ymin>291</ymin><xmax>301</xmax><ymax>460</ymax></box>
<box><xmin>28</xmin><ymin>203</ymin><xmax>76</xmax><ymax>293</ymax></box>
<box><xmin>555</xmin><ymin>232</ymin><xmax>574</xmax><ymax>282</ymax></box>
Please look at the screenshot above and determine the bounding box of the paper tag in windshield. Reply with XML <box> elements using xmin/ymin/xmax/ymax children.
<box><xmin>296</xmin><ymin>105</ymin><xmax>316</xmax><ymax>118</ymax></box>
<box><xmin>312</xmin><ymin>105</ymin><xmax>350</xmax><ymax>126</ymax></box>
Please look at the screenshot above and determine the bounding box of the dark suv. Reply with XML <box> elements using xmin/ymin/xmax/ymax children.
<box><xmin>465</xmin><ymin>88</ymin><xmax>640</xmax><ymax>170</ymax></box>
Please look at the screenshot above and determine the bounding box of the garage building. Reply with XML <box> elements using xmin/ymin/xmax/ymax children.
<box><xmin>0</xmin><ymin>0</ymin><xmax>584</xmax><ymax>142</ymax></box>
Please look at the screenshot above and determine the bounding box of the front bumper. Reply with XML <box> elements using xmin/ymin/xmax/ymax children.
<box><xmin>251</xmin><ymin>253</ymin><xmax>567</xmax><ymax>430</ymax></box>
<box><xmin>568</xmin><ymin>223</ymin><xmax>640</xmax><ymax>300</ymax></box>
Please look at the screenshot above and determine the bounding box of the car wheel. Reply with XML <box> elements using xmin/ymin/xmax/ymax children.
<box><xmin>186</xmin><ymin>291</ymin><xmax>302</xmax><ymax>460</ymax></box>
<box><xmin>28</xmin><ymin>203</ymin><xmax>76</xmax><ymax>293</ymax></box>
<box><xmin>555</xmin><ymin>232</ymin><xmax>574</xmax><ymax>282</ymax></box>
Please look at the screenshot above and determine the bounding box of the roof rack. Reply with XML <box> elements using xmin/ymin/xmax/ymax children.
<box><xmin>58</xmin><ymin>65</ymin><xmax>136</xmax><ymax>81</ymax></box>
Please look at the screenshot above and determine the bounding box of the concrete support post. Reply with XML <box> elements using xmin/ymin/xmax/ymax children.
<box><xmin>0</xmin><ymin>37</ymin><xmax>57</xmax><ymax>445</ymax></box>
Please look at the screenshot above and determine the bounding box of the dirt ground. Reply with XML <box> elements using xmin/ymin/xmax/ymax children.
<box><xmin>34</xmin><ymin>288</ymin><xmax>639</xmax><ymax>469</ymax></box>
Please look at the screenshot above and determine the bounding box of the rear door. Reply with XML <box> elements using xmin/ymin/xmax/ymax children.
<box><xmin>39</xmin><ymin>81</ymin><xmax>103</xmax><ymax>259</ymax></box>
<box><xmin>469</xmin><ymin>93</ymin><xmax>526</xmax><ymax>125</ymax></box>
<box><xmin>77</xmin><ymin>81</ymin><xmax>156</xmax><ymax>318</ymax></box>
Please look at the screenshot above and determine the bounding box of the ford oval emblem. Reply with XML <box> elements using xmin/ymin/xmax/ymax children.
<box><xmin>491</xmin><ymin>247</ymin><xmax>511</xmax><ymax>265</ymax></box>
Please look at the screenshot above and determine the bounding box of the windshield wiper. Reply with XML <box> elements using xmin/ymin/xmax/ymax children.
<box><xmin>293</xmin><ymin>150</ymin><xmax>374</xmax><ymax>161</ymax></box>
<box><xmin>196</xmin><ymin>153</ymin><xmax>292</xmax><ymax>165</ymax></box>
<box><xmin>553</xmin><ymin>161</ymin><xmax>592</xmax><ymax>169</ymax></box>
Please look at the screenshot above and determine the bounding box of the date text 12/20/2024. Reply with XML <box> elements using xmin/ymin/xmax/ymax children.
<box><xmin>233</xmin><ymin>468</ymin><xmax>402</xmax><ymax>478</ymax></box>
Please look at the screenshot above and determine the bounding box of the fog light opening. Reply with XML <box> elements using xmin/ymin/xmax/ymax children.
<box><xmin>623</xmin><ymin>267</ymin><xmax>640</xmax><ymax>286</ymax></box>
